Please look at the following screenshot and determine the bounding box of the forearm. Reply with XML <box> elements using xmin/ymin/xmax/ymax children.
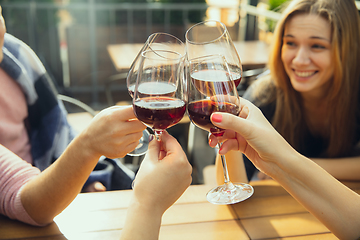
<box><xmin>312</xmin><ymin>156</ymin><xmax>360</xmax><ymax>181</ymax></box>
<box><xmin>271</xmin><ymin>152</ymin><xmax>360</xmax><ymax>240</ymax></box>
<box><xmin>120</xmin><ymin>199</ymin><xmax>163</xmax><ymax>240</ymax></box>
<box><xmin>20</xmin><ymin>134</ymin><xmax>101</xmax><ymax>225</ymax></box>
<box><xmin>216</xmin><ymin>151</ymin><xmax>248</xmax><ymax>185</ymax></box>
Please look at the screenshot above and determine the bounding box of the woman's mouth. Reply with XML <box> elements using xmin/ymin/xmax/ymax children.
<box><xmin>294</xmin><ymin>70</ymin><xmax>317</xmax><ymax>78</ymax></box>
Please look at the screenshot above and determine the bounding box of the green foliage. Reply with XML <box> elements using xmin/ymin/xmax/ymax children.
<box><xmin>268</xmin><ymin>0</ymin><xmax>289</xmax><ymax>11</ymax></box>
<box><xmin>266</xmin><ymin>0</ymin><xmax>289</xmax><ymax>32</ymax></box>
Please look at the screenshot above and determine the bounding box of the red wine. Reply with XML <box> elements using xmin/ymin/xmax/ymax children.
<box><xmin>187</xmin><ymin>99</ymin><xmax>240</xmax><ymax>137</ymax></box>
<box><xmin>134</xmin><ymin>97</ymin><xmax>186</xmax><ymax>130</ymax></box>
<box><xmin>191</xmin><ymin>69</ymin><xmax>241</xmax><ymax>96</ymax></box>
<box><xmin>129</xmin><ymin>82</ymin><xmax>177</xmax><ymax>98</ymax></box>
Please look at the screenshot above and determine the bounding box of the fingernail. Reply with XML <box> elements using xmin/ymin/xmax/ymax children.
<box><xmin>148</xmin><ymin>134</ymin><xmax>154</xmax><ymax>142</ymax></box>
<box><xmin>212</xmin><ymin>113</ymin><xmax>222</xmax><ymax>123</ymax></box>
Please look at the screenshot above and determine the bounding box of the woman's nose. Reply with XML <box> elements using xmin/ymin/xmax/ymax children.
<box><xmin>293</xmin><ymin>47</ymin><xmax>311</xmax><ymax>66</ymax></box>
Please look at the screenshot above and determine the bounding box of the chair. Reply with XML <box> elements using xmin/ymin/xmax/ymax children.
<box><xmin>58</xmin><ymin>94</ymin><xmax>96</xmax><ymax>117</ymax></box>
<box><xmin>104</xmin><ymin>72</ymin><xmax>129</xmax><ymax>106</ymax></box>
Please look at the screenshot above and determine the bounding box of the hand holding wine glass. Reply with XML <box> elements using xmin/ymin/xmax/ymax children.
<box><xmin>187</xmin><ymin>54</ymin><xmax>253</xmax><ymax>204</ymax></box>
<box><xmin>133</xmin><ymin>49</ymin><xmax>186</xmax><ymax>141</ymax></box>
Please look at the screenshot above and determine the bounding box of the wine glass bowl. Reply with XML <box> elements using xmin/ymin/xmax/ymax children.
<box><xmin>133</xmin><ymin>49</ymin><xmax>186</xmax><ymax>140</ymax></box>
<box><xmin>187</xmin><ymin>54</ymin><xmax>241</xmax><ymax>137</ymax></box>
<box><xmin>127</xmin><ymin>32</ymin><xmax>186</xmax><ymax>97</ymax></box>
<box><xmin>185</xmin><ymin>20</ymin><xmax>242</xmax><ymax>88</ymax></box>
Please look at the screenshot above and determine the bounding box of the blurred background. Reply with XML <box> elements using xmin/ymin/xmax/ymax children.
<box><xmin>0</xmin><ymin>0</ymin><xmax>306</xmax><ymax>184</ymax></box>
<box><xmin>0</xmin><ymin>0</ymin><xmax>288</xmax><ymax>110</ymax></box>
<box><xmin>7</xmin><ymin>0</ymin><xmax>359</xmax><ymax>184</ymax></box>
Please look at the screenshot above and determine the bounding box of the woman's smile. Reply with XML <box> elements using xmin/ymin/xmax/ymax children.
<box><xmin>293</xmin><ymin>70</ymin><xmax>318</xmax><ymax>78</ymax></box>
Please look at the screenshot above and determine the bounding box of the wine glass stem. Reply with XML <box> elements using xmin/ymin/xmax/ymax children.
<box><xmin>218</xmin><ymin>142</ymin><xmax>231</xmax><ymax>185</ymax></box>
<box><xmin>154</xmin><ymin>130</ymin><xmax>163</xmax><ymax>141</ymax></box>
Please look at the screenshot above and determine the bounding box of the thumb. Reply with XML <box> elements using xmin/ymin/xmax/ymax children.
<box><xmin>144</xmin><ymin>135</ymin><xmax>161</xmax><ymax>162</ymax></box>
<box><xmin>159</xmin><ymin>131</ymin><xmax>179</xmax><ymax>155</ymax></box>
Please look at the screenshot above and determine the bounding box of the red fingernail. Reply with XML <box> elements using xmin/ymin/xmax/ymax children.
<box><xmin>212</xmin><ymin>113</ymin><xmax>222</xmax><ymax>123</ymax></box>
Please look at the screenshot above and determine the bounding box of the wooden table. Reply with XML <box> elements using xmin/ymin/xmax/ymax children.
<box><xmin>2</xmin><ymin>180</ymin><xmax>359</xmax><ymax>239</ymax></box>
<box><xmin>107</xmin><ymin>40</ymin><xmax>269</xmax><ymax>72</ymax></box>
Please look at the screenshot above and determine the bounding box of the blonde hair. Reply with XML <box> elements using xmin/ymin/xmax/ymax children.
<box><xmin>267</xmin><ymin>0</ymin><xmax>360</xmax><ymax>157</ymax></box>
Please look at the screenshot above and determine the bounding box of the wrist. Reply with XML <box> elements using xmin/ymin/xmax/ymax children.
<box><xmin>269</xmin><ymin>148</ymin><xmax>307</xmax><ymax>183</ymax></box>
<box><xmin>121</xmin><ymin>197</ymin><xmax>163</xmax><ymax>240</ymax></box>
<box><xmin>74</xmin><ymin>131</ymin><xmax>102</xmax><ymax>161</ymax></box>
<box><xmin>129</xmin><ymin>195</ymin><xmax>164</xmax><ymax>219</ymax></box>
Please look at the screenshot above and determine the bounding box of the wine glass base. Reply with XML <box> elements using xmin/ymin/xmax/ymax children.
<box><xmin>206</xmin><ymin>182</ymin><xmax>254</xmax><ymax>205</ymax></box>
<box><xmin>127</xmin><ymin>130</ymin><xmax>151</xmax><ymax>156</ymax></box>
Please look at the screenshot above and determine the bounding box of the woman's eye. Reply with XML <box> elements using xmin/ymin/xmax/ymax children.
<box><xmin>284</xmin><ymin>41</ymin><xmax>296</xmax><ymax>47</ymax></box>
<box><xmin>312</xmin><ymin>44</ymin><xmax>326</xmax><ymax>49</ymax></box>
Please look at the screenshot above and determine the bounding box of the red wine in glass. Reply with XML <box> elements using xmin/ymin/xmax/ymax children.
<box><xmin>187</xmin><ymin>99</ymin><xmax>240</xmax><ymax>137</ymax></box>
<box><xmin>134</xmin><ymin>96</ymin><xmax>186</xmax><ymax>135</ymax></box>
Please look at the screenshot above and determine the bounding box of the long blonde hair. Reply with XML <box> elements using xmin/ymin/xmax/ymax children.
<box><xmin>268</xmin><ymin>0</ymin><xmax>360</xmax><ymax>157</ymax></box>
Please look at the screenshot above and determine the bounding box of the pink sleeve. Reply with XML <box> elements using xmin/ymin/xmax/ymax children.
<box><xmin>0</xmin><ymin>144</ymin><xmax>42</xmax><ymax>226</ymax></box>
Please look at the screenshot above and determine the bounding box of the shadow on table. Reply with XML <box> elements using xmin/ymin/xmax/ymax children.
<box><xmin>0</xmin><ymin>215</ymin><xmax>65</xmax><ymax>240</ymax></box>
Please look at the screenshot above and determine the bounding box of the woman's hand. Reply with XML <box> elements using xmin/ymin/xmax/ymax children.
<box><xmin>78</xmin><ymin>105</ymin><xmax>147</xmax><ymax>160</ymax></box>
<box><xmin>133</xmin><ymin>131</ymin><xmax>192</xmax><ymax>214</ymax></box>
<box><xmin>120</xmin><ymin>132</ymin><xmax>192</xmax><ymax>240</ymax></box>
<box><xmin>208</xmin><ymin>98</ymin><xmax>296</xmax><ymax>177</ymax></box>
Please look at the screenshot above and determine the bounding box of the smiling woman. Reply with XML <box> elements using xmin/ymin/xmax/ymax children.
<box><xmin>281</xmin><ymin>14</ymin><xmax>334</xmax><ymax>99</ymax></box>
<box><xmin>214</xmin><ymin>0</ymin><xmax>360</xmax><ymax>183</ymax></box>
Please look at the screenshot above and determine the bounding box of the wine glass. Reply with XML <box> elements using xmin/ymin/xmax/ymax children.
<box><xmin>126</xmin><ymin>32</ymin><xmax>186</xmax><ymax>156</ymax></box>
<box><xmin>186</xmin><ymin>20</ymin><xmax>252</xmax><ymax>204</ymax></box>
<box><xmin>185</xmin><ymin>20</ymin><xmax>242</xmax><ymax>88</ymax></box>
<box><xmin>132</xmin><ymin>49</ymin><xmax>186</xmax><ymax>141</ymax></box>
<box><xmin>186</xmin><ymin>54</ymin><xmax>253</xmax><ymax>205</ymax></box>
